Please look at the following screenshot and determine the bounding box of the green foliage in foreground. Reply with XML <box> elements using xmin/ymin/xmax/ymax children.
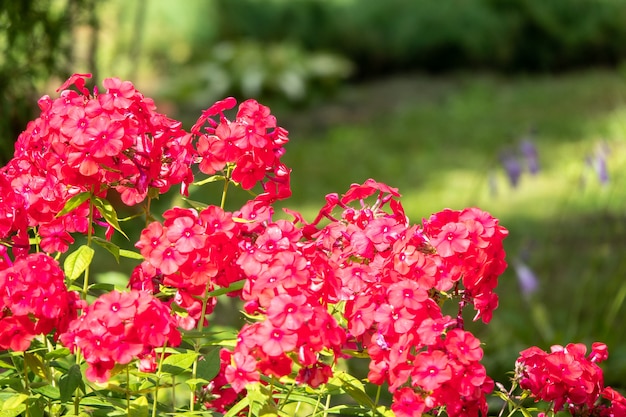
<box><xmin>261</xmin><ymin>69</ymin><xmax>626</xmax><ymax>387</ymax></box>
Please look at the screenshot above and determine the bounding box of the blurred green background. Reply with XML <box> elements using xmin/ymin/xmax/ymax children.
<box><xmin>4</xmin><ymin>0</ymin><xmax>626</xmax><ymax>393</ymax></box>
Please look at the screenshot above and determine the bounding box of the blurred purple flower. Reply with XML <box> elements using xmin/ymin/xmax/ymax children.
<box><xmin>520</xmin><ymin>139</ymin><xmax>540</xmax><ymax>175</ymax></box>
<box><xmin>513</xmin><ymin>260</ymin><xmax>539</xmax><ymax>298</ymax></box>
<box><xmin>596</xmin><ymin>153</ymin><xmax>609</xmax><ymax>184</ymax></box>
<box><xmin>499</xmin><ymin>151</ymin><xmax>522</xmax><ymax>188</ymax></box>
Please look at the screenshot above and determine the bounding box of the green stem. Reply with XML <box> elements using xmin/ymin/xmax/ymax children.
<box><xmin>151</xmin><ymin>345</ymin><xmax>168</xmax><ymax>417</ymax></box>
<box><xmin>323</xmin><ymin>393</ymin><xmax>331</xmax><ymax>417</ymax></box>
<box><xmin>220</xmin><ymin>165</ymin><xmax>233</xmax><ymax>210</ymax></box>
<box><xmin>374</xmin><ymin>384</ymin><xmax>381</xmax><ymax>407</ymax></box>
<box><xmin>126</xmin><ymin>366</ymin><xmax>131</xmax><ymax>413</ymax></box>
<box><xmin>189</xmin><ymin>349</ymin><xmax>198</xmax><ymax>411</ymax></box>
<box><xmin>82</xmin><ymin>192</ymin><xmax>95</xmax><ymax>297</ymax></box>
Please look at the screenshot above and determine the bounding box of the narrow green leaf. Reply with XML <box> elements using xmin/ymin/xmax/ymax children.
<box><xmin>161</xmin><ymin>352</ymin><xmax>198</xmax><ymax>376</ymax></box>
<box><xmin>92</xmin><ymin>197</ymin><xmax>128</xmax><ymax>239</ymax></box>
<box><xmin>88</xmin><ymin>282</ymin><xmax>116</xmax><ymax>292</ymax></box>
<box><xmin>223</xmin><ymin>397</ymin><xmax>250</xmax><ymax>417</ymax></box>
<box><xmin>119</xmin><ymin>249</ymin><xmax>144</xmax><ymax>260</ymax></box>
<box><xmin>63</xmin><ymin>245</ymin><xmax>95</xmax><ymax>282</ymax></box>
<box><xmin>192</xmin><ymin>175</ymin><xmax>225</xmax><ymax>187</ymax></box>
<box><xmin>59</xmin><ymin>364</ymin><xmax>82</xmax><ymax>403</ymax></box>
<box><xmin>207</xmin><ymin>280</ymin><xmax>245</xmax><ymax>297</ymax></box>
<box><xmin>1</xmin><ymin>394</ymin><xmax>28</xmax><ymax>410</ymax></box>
<box><xmin>181</xmin><ymin>198</ymin><xmax>208</xmax><ymax>210</ymax></box>
<box><xmin>44</xmin><ymin>347</ymin><xmax>71</xmax><ymax>360</ymax></box>
<box><xmin>92</xmin><ymin>237</ymin><xmax>120</xmax><ymax>263</ymax></box>
<box><xmin>57</xmin><ymin>192</ymin><xmax>91</xmax><ymax>217</ymax></box>
<box><xmin>128</xmin><ymin>396</ymin><xmax>148</xmax><ymax>417</ymax></box>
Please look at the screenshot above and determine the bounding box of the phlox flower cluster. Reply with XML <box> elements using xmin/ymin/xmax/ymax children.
<box><xmin>516</xmin><ymin>343</ymin><xmax>626</xmax><ymax>416</ymax></box>
<box><xmin>197</xmin><ymin>179</ymin><xmax>507</xmax><ymax>416</ymax></box>
<box><xmin>132</xmin><ymin>204</ymin><xmax>252</xmax><ymax>329</ymax></box>
<box><xmin>3</xmin><ymin>73</ymin><xmax>625</xmax><ymax>417</ymax></box>
<box><xmin>59</xmin><ymin>289</ymin><xmax>181</xmax><ymax>382</ymax></box>
<box><xmin>0</xmin><ymin>252</ymin><xmax>83</xmax><ymax>351</ymax></box>
<box><xmin>191</xmin><ymin>96</ymin><xmax>291</xmax><ymax>202</ymax></box>
<box><xmin>0</xmin><ymin>73</ymin><xmax>293</xmax><ymax>382</ymax></box>
<box><xmin>0</xmin><ymin>74</ymin><xmax>198</xmax><ymax>258</ymax></box>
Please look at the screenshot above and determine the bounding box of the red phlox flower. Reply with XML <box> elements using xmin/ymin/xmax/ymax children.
<box><xmin>225</xmin><ymin>349</ymin><xmax>260</xmax><ymax>393</ymax></box>
<box><xmin>231</xmin><ymin>153</ymin><xmax>267</xmax><ymax>190</ymax></box>
<box><xmin>38</xmin><ymin>218</ymin><xmax>75</xmax><ymax>254</ymax></box>
<box><xmin>0</xmin><ymin>253</ymin><xmax>80</xmax><ymax>350</ymax></box>
<box><xmin>444</xmin><ymin>329</ymin><xmax>484</xmax><ymax>364</ymax></box>
<box><xmin>340</xmin><ymin>178</ymin><xmax>400</xmax><ymax>205</ymax></box>
<box><xmin>391</xmin><ymin>387</ymin><xmax>426</xmax><ymax>417</ymax></box>
<box><xmin>430</xmin><ymin>222</ymin><xmax>470</xmax><ymax>258</ymax></box>
<box><xmin>60</xmin><ymin>290</ymin><xmax>181</xmax><ymax>382</ymax></box>
<box><xmin>266</xmin><ymin>293</ymin><xmax>313</xmax><ymax>331</ymax></box>
<box><xmin>257</xmin><ymin>351</ymin><xmax>293</xmax><ymax>379</ymax></box>
<box><xmin>164</xmin><ymin>209</ymin><xmax>206</xmax><ymax>253</ymax></box>
<box><xmin>412</xmin><ymin>350</ymin><xmax>453</xmax><ymax>392</ymax></box>
<box><xmin>296</xmin><ymin>361</ymin><xmax>333</xmax><ymax>388</ymax></box>
<box><xmin>100</xmin><ymin>77</ymin><xmax>136</xmax><ymax>110</ymax></box>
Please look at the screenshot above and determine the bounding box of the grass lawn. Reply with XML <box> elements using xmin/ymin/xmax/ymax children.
<box><xmin>257</xmin><ymin>68</ymin><xmax>626</xmax><ymax>386</ymax></box>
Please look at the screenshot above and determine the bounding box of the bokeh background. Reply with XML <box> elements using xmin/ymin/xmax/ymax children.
<box><xmin>4</xmin><ymin>0</ymin><xmax>626</xmax><ymax>393</ymax></box>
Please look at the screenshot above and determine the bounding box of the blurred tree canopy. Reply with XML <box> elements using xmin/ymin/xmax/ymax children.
<box><xmin>0</xmin><ymin>0</ymin><xmax>98</xmax><ymax>164</ymax></box>
<box><xmin>214</xmin><ymin>0</ymin><xmax>626</xmax><ymax>77</ymax></box>
<box><xmin>4</xmin><ymin>0</ymin><xmax>626</xmax><ymax>163</ymax></box>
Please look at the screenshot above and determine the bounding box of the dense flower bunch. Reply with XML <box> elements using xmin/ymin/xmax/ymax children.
<box><xmin>191</xmin><ymin>96</ymin><xmax>291</xmax><ymax>202</ymax></box>
<box><xmin>0</xmin><ymin>252</ymin><xmax>82</xmax><ymax>351</ymax></box>
<box><xmin>1</xmin><ymin>73</ymin><xmax>624</xmax><ymax>417</ymax></box>
<box><xmin>187</xmin><ymin>179</ymin><xmax>507</xmax><ymax>416</ymax></box>
<box><xmin>516</xmin><ymin>343</ymin><xmax>626</xmax><ymax>416</ymax></box>
<box><xmin>131</xmin><ymin>204</ymin><xmax>249</xmax><ymax>329</ymax></box>
<box><xmin>59</xmin><ymin>289</ymin><xmax>181</xmax><ymax>382</ymax></box>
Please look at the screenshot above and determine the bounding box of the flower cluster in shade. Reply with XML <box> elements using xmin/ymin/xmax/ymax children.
<box><xmin>516</xmin><ymin>343</ymin><xmax>626</xmax><ymax>416</ymax></box>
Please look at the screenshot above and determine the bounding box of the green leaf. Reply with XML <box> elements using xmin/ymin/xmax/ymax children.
<box><xmin>88</xmin><ymin>282</ymin><xmax>116</xmax><ymax>292</ymax></box>
<box><xmin>184</xmin><ymin>378</ymin><xmax>210</xmax><ymax>390</ymax></box>
<box><xmin>31</xmin><ymin>384</ymin><xmax>60</xmax><ymax>400</ymax></box>
<box><xmin>206</xmin><ymin>279</ymin><xmax>245</xmax><ymax>297</ymax></box>
<box><xmin>192</xmin><ymin>175</ymin><xmax>226</xmax><ymax>187</ymax></box>
<box><xmin>0</xmin><ymin>407</ymin><xmax>26</xmax><ymax>417</ymax></box>
<box><xmin>92</xmin><ymin>237</ymin><xmax>120</xmax><ymax>263</ymax></box>
<box><xmin>119</xmin><ymin>249</ymin><xmax>144</xmax><ymax>260</ymax></box>
<box><xmin>1</xmin><ymin>394</ymin><xmax>28</xmax><ymax>410</ymax></box>
<box><xmin>56</xmin><ymin>192</ymin><xmax>91</xmax><ymax>217</ymax></box>
<box><xmin>223</xmin><ymin>396</ymin><xmax>250</xmax><ymax>417</ymax></box>
<box><xmin>182</xmin><ymin>198</ymin><xmax>208</xmax><ymax>210</ymax></box>
<box><xmin>335</xmin><ymin>371</ymin><xmax>375</xmax><ymax>409</ymax></box>
<box><xmin>24</xmin><ymin>352</ymin><xmax>49</xmax><ymax>382</ymax></box>
<box><xmin>44</xmin><ymin>347</ymin><xmax>71</xmax><ymax>360</ymax></box>
<box><xmin>196</xmin><ymin>349</ymin><xmax>221</xmax><ymax>381</ymax></box>
<box><xmin>161</xmin><ymin>352</ymin><xmax>198</xmax><ymax>376</ymax></box>
<box><xmin>59</xmin><ymin>364</ymin><xmax>82</xmax><ymax>403</ymax></box>
<box><xmin>92</xmin><ymin>197</ymin><xmax>128</xmax><ymax>239</ymax></box>
<box><xmin>128</xmin><ymin>396</ymin><xmax>148</xmax><ymax>417</ymax></box>
<box><xmin>64</xmin><ymin>245</ymin><xmax>95</xmax><ymax>282</ymax></box>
